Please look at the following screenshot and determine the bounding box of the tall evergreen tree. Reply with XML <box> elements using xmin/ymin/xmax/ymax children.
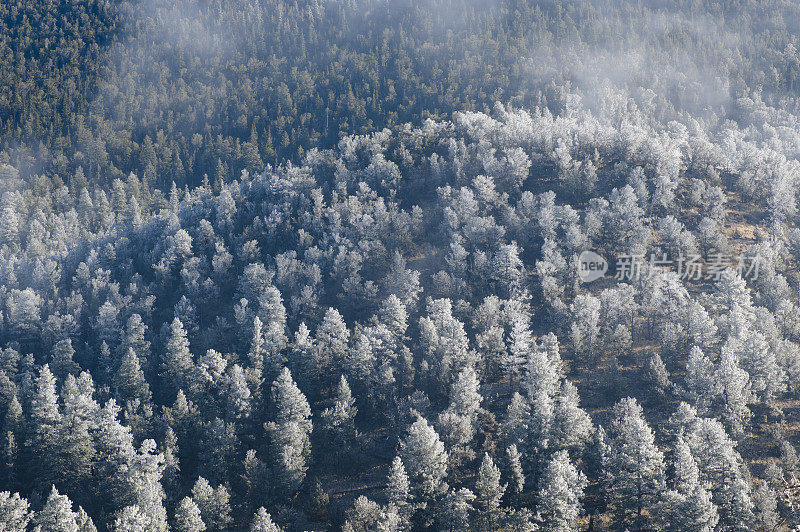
<box><xmin>121</xmin><ymin>314</ymin><xmax>151</xmax><ymax>373</ymax></box>
<box><xmin>449</xmin><ymin>366</ymin><xmax>482</xmax><ymax>420</ymax></box>
<box><xmin>161</xmin><ymin>318</ymin><xmax>195</xmax><ymax>398</ymax></box>
<box><xmin>245</xmin><ymin>316</ymin><xmax>266</xmax><ymax>393</ymax></box>
<box><xmin>191</xmin><ymin>477</ymin><xmax>233</xmax><ymax>531</ymax></box>
<box><xmin>314</xmin><ymin>308</ymin><xmax>350</xmax><ymax>389</ymax></box>
<box><xmin>265</xmin><ymin>368</ymin><xmax>312</xmax><ymax>495</ymax></box>
<box><xmin>56</xmin><ymin>374</ymin><xmax>96</xmax><ymax>498</ymax></box>
<box><xmin>75</xmin><ymin>506</ymin><xmax>96</xmax><ymax>532</ymax></box>
<box><xmin>90</xmin><ymin>399</ymin><xmax>137</xmax><ymax>516</ymax></box>
<box><xmin>114</xmin><ymin>348</ymin><xmax>150</xmax><ymax>403</ymax></box>
<box><xmin>51</xmin><ymin>338</ymin><xmax>80</xmax><ymax>381</ymax></box>
<box><xmin>225</xmin><ymin>364</ymin><xmax>252</xmax><ymax>421</ymax></box>
<box><xmin>685</xmin><ymin>346</ymin><xmax>715</xmax><ymax>413</ymax></box>
<box><xmin>714</xmin><ymin>342</ymin><xmax>752</xmax><ymax>438</ymax></box>
<box><xmin>174</xmin><ymin>497</ymin><xmax>206</xmax><ymax>532</ymax></box>
<box><xmin>503</xmin><ymin>317</ymin><xmax>531</xmax><ymax>384</ymax></box>
<box><xmin>128</xmin><ymin>439</ymin><xmax>168</xmax><ymax>532</ymax></box>
<box><xmin>506</xmin><ymin>444</ymin><xmax>525</xmax><ymax>495</ymax></box>
<box><xmin>521</xmin><ymin>342</ymin><xmax>560</xmax><ymax>402</ymax></box>
<box><xmin>440</xmin><ymin>488</ymin><xmax>475</xmax><ymax>532</ymax></box>
<box><xmin>685</xmin><ymin>417</ymin><xmax>755</xmax><ymax>529</ymax></box>
<box><xmin>753</xmin><ymin>482</ymin><xmax>779</xmax><ymax>531</ymax></box>
<box><xmin>474</xmin><ymin>453</ymin><xmax>506</xmax><ymax>530</ymax></box>
<box><xmin>604</xmin><ymin>397</ymin><xmax>666</xmax><ymax>531</ymax></box>
<box><xmin>35</xmin><ymin>486</ymin><xmax>79</xmax><ymax>532</ymax></box>
<box><xmin>656</xmin><ymin>436</ymin><xmax>719</xmax><ymax>531</ymax></box>
<box><xmin>321</xmin><ymin>375</ymin><xmax>357</xmax><ymax>460</ymax></box>
<box><xmin>537</xmin><ymin>450</ymin><xmax>587</xmax><ymax>532</ymax></box>
<box><xmin>250</xmin><ymin>507</ymin><xmax>281</xmax><ymax>532</ymax></box>
<box><xmin>418</xmin><ymin>298</ymin><xmax>473</xmax><ymax>391</ymax></box>
<box><xmin>27</xmin><ymin>364</ymin><xmax>61</xmax><ymax>491</ymax></box>
<box><xmin>114</xmin><ymin>505</ymin><xmax>150</xmax><ymax>532</ymax></box>
<box><xmin>400</xmin><ymin>416</ymin><xmax>449</xmax><ymax>503</ymax></box>
<box><xmin>0</xmin><ymin>491</ymin><xmax>32</xmax><ymax>531</ymax></box>
<box><xmin>386</xmin><ymin>456</ymin><xmax>412</xmax><ymax>526</ymax></box>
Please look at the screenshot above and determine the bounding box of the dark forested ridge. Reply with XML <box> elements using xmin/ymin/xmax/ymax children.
<box><xmin>3</xmin><ymin>0</ymin><xmax>800</xmax><ymax>187</ymax></box>
<box><xmin>3</xmin><ymin>0</ymin><xmax>800</xmax><ymax>531</ymax></box>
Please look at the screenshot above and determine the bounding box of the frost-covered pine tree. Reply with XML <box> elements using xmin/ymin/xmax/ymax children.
<box><xmin>161</xmin><ymin>317</ymin><xmax>194</xmax><ymax>396</ymax></box>
<box><xmin>265</xmin><ymin>367</ymin><xmax>312</xmax><ymax>494</ymax></box>
<box><xmin>258</xmin><ymin>287</ymin><xmax>288</xmax><ymax>381</ymax></box>
<box><xmin>551</xmin><ymin>380</ymin><xmax>593</xmax><ymax>452</ymax></box>
<box><xmin>656</xmin><ymin>436</ymin><xmax>719</xmax><ymax>531</ymax></box>
<box><xmin>115</xmin><ymin>347</ymin><xmax>150</xmax><ymax>403</ymax></box>
<box><xmin>521</xmin><ymin>343</ymin><xmax>559</xmax><ymax>401</ymax></box>
<box><xmin>76</xmin><ymin>506</ymin><xmax>96</xmax><ymax>532</ymax></box>
<box><xmin>321</xmin><ymin>375</ymin><xmax>358</xmax><ymax>459</ymax></box>
<box><xmin>780</xmin><ymin>440</ymin><xmax>800</xmax><ymax>477</ymax></box>
<box><xmin>491</xmin><ymin>242</ymin><xmax>525</xmax><ymax>298</ymax></box>
<box><xmin>714</xmin><ymin>342</ymin><xmax>752</xmax><ymax>438</ymax></box>
<box><xmin>440</xmin><ymin>488</ymin><xmax>475</xmax><ymax>531</ymax></box>
<box><xmin>28</xmin><ymin>364</ymin><xmax>61</xmax><ymax>490</ymax></box>
<box><xmin>342</xmin><ymin>495</ymin><xmax>387</xmax><ymax>531</ymax></box>
<box><xmin>35</xmin><ymin>486</ymin><xmax>79</xmax><ymax>532</ymax></box>
<box><xmin>449</xmin><ymin>366</ymin><xmax>482</xmax><ymax>420</ymax></box>
<box><xmin>673</xmin><ymin>436</ymin><xmax>700</xmax><ymax>494</ymax></box>
<box><xmin>386</xmin><ymin>456</ymin><xmax>412</xmax><ymax>526</ymax></box>
<box><xmin>537</xmin><ymin>450</ymin><xmax>587</xmax><ymax>532</ymax></box>
<box><xmin>114</xmin><ymin>505</ymin><xmax>150</xmax><ymax>532</ymax></box>
<box><xmin>713</xmin><ymin>269</ymin><xmax>753</xmax><ymax>316</ymax></box>
<box><xmin>419</xmin><ymin>298</ymin><xmax>474</xmax><ymax>390</ymax></box>
<box><xmin>51</xmin><ymin>337</ymin><xmax>79</xmax><ymax>380</ymax></box>
<box><xmin>437</xmin><ymin>365</ymin><xmax>482</xmax><ymax>459</ymax></box>
<box><xmin>526</xmin><ymin>389</ymin><xmax>554</xmax><ymax>459</ymax></box>
<box><xmin>400</xmin><ymin>416</ymin><xmax>449</xmax><ymax>502</ymax></box>
<box><xmin>288</xmin><ymin>322</ymin><xmax>315</xmax><ymax>384</ymax></box>
<box><xmin>245</xmin><ymin>315</ymin><xmax>266</xmax><ymax>392</ymax></box>
<box><xmin>0</xmin><ymin>491</ymin><xmax>32</xmax><ymax>531</ymax></box>
<box><xmin>646</xmin><ymin>352</ymin><xmax>671</xmax><ymax>396</ymax></box>
<box><xmin>380</xmin><ymin>294</ymin><xmax>410</xmax><ymax>339</ymax></box>
<box><xmin>90</xmin><ymin>398</ymin><xmax>138</xmax><ymax>513</ymax></box>
<box><xmin>174</xmin><ymin>497</ymin><xmax>205</xmax><ymax>532</ymax></box>
<box><xmin>685</xmin><ymin>346</ymin><xmax>715</xmax><ymax>413</ymax></box>
<box><xmin>733</xmin><ymin>330</ymin><xmax>786</xmax><ymax>403</ymax></box>
<box><xmin>122</xmin><ymin>313</ymin><xmax>151</xmax><ymax>373</ymax></box>
<box><xmin>502</xmin><ymin>317</ymin><xmax>530</xmax><ymax>385</ymax></box>
<box><xmin>127</xmin><ymin>439</ymin><xmax>168</xmax><ymax>532</ymax></box>
<box><xmin>250</xmin><ymin>507</ymin><xmax>281</xmax><ymax>532</ymax></box>
<box><xmin>605</xmin><ymin>397</ymin><xmax>666</xmax><ymax>531</ymax></box>
<box><xmin>474</xmin><ymin>453</ymin><xmax>506</xmax><ymax>529</ymax></box>
<box><xmin>685</xmin><ymin>417</ymin><xmax>755</xmax><ymax>529</ymax></box>
<box><xmin>501</xmin><ymin>392</ymin><xmax>530</xmax><ymax>454</ymax></box>
<box><xmin>569</xmin><ymin>293</ymin><xmax>601</xmax><ymax>366</ymax></box>
<box><xmin>315</xmin><ymin>307</ymin><xmax>350</xmax><ymax>388</ymax></box>
<box><xmin>191</xmin><ymin>477</ymin><xmax>233</xmax><ymax>531</ymax></box>
<box><xmin>225</xmin><ymin>364</ymin><xmax>252</xmax><ymax>420</ymax></box>
<box><xmin>56</xmin><ymin>373</ymin><xmax>96</xmax><ymax>493</ymax></box>
<box><xmin>506</xmin><ymin>444</ymin><xmax>525</xmax><ymax>495</ymax></box>
<box><xmin>0</xmin><ymin>206</ymin><xmax>20</xmax><ymax>247</ymax></box>
<box><xmin>753</xmin><ymin>482</ymin><xmax>779</xmax><ymax>531</ymax></box>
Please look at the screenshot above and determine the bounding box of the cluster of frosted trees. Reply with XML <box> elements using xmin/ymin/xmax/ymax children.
<box><xmin>0</xmin><ymin>88</ymin><xmax>800</xmax><ymax>530</ymax></box>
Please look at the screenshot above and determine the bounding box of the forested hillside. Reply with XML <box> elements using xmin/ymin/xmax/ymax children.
<box><xmin>3</xmin><ymin>0</ymin><xmax>800</xmax><ymax>531</ymax></box>
<box><xmin>3</xmin><ymin>0</ymin><xmax>800</xmax><ymax>186</ymax></box>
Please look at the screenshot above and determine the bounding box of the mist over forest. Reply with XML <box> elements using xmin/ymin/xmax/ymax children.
<box><xmin>2</xmin><ymin>0</ymin><xmax>800</xmax><ymax>530</ymax></box>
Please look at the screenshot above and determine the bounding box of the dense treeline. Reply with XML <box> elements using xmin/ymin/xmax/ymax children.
<box><xmin>2</xmin><ymin>91</ymin><xmax>800</xmax><ymax>529</ymax></box>
<box><xmin>2</xmin><ymin>0</ymin><xmax>800</xmax><ymax>188</ymax></box>
<box><xmin>3</xmin><ymin>0</ymin><xmax>800</xmax><ymax>531</ymax></box>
